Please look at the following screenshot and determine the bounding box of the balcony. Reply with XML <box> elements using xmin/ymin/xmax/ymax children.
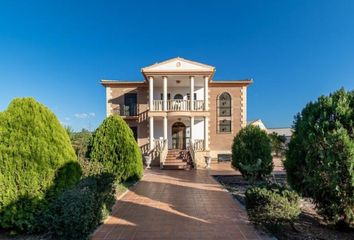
<box><xmin>114</xmin><ymin>104</ymin><xmax>138</xmax><ymax>117</ymax></box>
<box><xmin>152</xmin><ymin>100</ymin><xmax>205</xmax><ymax>111</ymax></box>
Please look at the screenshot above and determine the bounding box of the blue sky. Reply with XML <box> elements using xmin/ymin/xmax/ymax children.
<box><xmin>0</xmin><ymin>0</ymin><xmax>353</xmax><ymax>131</ymax></box>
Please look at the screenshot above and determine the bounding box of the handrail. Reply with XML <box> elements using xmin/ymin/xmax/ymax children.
<box><xmin>159</xmin><ymin>139</ymin><xmax>168</xmax><ymax>169</ymax></box>
<box><xmin>188</xmin><ymin>139</ymin><xmax>196</xmax><ymax>168</ymax></box>
<box><xmin>193</xmin><ymin>139</ymin><xmax>205</xmax><ymax>151</ymax></box>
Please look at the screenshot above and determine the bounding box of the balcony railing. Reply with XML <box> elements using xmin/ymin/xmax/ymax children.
<box><xmin>114</xmin><ymin>104</ymin><xmax>138</xmax><ymax>116</ymax></box>
<box><xmin>152</xmin><ymin>100</ymin><xmax>205</xmax><ymax>111</ymax></box>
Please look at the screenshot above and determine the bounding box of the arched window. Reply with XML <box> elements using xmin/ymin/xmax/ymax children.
<box><xmin>218</xmin><ymin>92</ymin><xmax>232</xmax><ymax>133</ymax></box>
<box><xmin>174</xmin><ymin>94</ymin><xmax>183</xmax><ymax>100</ymax></box>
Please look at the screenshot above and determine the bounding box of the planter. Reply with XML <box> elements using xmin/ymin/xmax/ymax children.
<box><xmin>144</xmin><ymin>154</ymin><xmax>152</xmax><ymax>169</ymax></box>
<box><xmin>205</xmin><ymin>156</ymin><xmax>211</xmax><ymax>169</ymax></box>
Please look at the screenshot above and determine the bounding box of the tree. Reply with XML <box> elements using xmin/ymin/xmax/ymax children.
<box><xmin>0</xmin><ymin>98</ymin><xmax>81</xmax><ymax>232</ymax></box>
<box><xmin>285</xmin><ymin>88</ymin><xmax>354</xmax><ymax>228</ymax></box>
<box><xmin>269</xmin><ymin>132</ymin><xmax>287</xmax><ymax>157</ymax></box>
<box><xmin>89</xmin><ymin>115</ymin><xmax>143</xmax><ymax>181</ymax></box>
<box><xmin>232</xmin><ymin>125</ymin><xmax>273</xmax><ymax>182</ymax></box>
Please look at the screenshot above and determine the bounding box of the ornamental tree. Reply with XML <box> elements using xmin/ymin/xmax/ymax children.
<box><xmin>0</xmin><ymin>98</ymin><xmax>81</xmax><ymax>232</ymax></box>
<box><xmin>232</xmin><ymin>125</ymin><xmax>273</xmax><ymax>181</ymax></box>
<box><xmin>285</xmin><ymin>88</ymin><xmax>354</xmax><ymax>227</ymax></box>
<box><xmin>89</xmin><ymin>115</ymin><xmax>143</xmax><ymax>181</ymax></box>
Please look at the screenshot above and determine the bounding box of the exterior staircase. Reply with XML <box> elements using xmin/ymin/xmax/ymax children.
<box><xmin>162</xmin><ymin>149</ymin><xmax>193</xmax><ymax>170</ymax></box>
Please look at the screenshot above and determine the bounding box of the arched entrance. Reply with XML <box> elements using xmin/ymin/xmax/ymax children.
<box><xmin>172</xmin><ymin>122</ymin><xmax>186</xmax><ymax>149</ymax></box>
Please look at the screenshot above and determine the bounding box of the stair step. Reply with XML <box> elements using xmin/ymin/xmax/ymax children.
<box><xmin>163</xmin><ymin>165</ymin><xmax>186</xmax><ymax>170</ymax></box>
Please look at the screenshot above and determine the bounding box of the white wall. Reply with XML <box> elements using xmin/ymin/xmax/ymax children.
<box><xmin>153</xmin><ymin>87</ymin><xmax>204</xmax><ymax>100</ymax></box>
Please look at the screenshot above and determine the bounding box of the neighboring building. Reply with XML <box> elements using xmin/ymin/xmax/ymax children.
<box><xmin>267</xmin><ymin>127</ymin><xmax>292</xmax><ymax>144</ymax></box>
<box><xmin>101</xmin><ymin>57</ymin><xmax>252</xmax><ymax>169</ymax></box>
<box><xmin>247</xmin><ymin>119</ymin><xmax>267</xmax><ymax>131</ymax></box>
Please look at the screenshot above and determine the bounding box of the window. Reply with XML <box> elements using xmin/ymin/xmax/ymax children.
<box><xmin>186</xmin><ymin>93</ymin><xmax>197</xmax><ymax>100</ymax></box>
<box><xmin>219</xmin><ymin>119</ymin><xmax>231</xmax><ymax>132</ymax></box>
<box><xmin>130</xmin><ymin>126</ymin><xmax>138</xmax><ymax>141</ymax></box>
<box><xmin>218</xmin><ymin>154</ymin><xmax>232</xmax><ymax>162</ymax></box>
<box><xmin>174</xmin><ymin>94</ymin><xmax>183</xmax><ymax>100</ymax></box>
<box><xmin>217</xmin><ymin>92</ymin><xmax>232</xmax><ymax>133</ymax></box>
<box><xmin>160</xmin><ymin>93</ymin><xmax>171</xmax><ymax>100</ymax></box>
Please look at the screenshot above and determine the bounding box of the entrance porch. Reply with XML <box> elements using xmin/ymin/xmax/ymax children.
<box><xmin>148</xmin><ymin>116</ymin><xmax>209</xmax><ymax>169</ymax></box>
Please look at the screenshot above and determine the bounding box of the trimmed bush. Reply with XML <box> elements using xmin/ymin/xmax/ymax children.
<box><xmin>285</xmin><ymin>88</ymin><xmax>354</xmax><ymax>227</ymax></box>
<box><xmin>232</xmin><ymin>125</ymin><xmax>273</xmax><ymax>180</ymax></box>
<box><xmin>89</xmin><ymin>115</ymin><xmax>143</xmax><ymax>181</ymax></box>
<box><xmin>245</xmin><ymin>184</ymin><xmax>300</xmax><ymax>226</ymax></box>
<box><xmin>0</xmin><ymin>98</ymin><xmax>81</xmax><ymax>232</ymax></box>
<box><xmin>47</xmin><ymin>173</ymin><xmax>116</xmax><ymax>240</ymax></box>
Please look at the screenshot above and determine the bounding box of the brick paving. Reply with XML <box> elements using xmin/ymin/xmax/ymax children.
<box><xmin>92</xmin><ymin>166</ymin><xmax>271</xmax><ymax>240</ymax></box>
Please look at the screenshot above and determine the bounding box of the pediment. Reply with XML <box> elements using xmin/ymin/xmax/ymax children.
<box><xmin>142</xmin><ymin>57</ymin><xmax>215</xmax><ymax>73</ymax></box>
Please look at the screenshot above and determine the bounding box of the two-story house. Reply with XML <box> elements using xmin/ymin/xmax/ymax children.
<box><xmin>101</xmin><ymin>57</ymin><xmax>252</xmax><ymax>169</ymax></box>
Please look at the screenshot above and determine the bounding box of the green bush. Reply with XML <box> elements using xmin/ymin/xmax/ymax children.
<box><xmin>232</xmin><ymin>125</ymin><xmax>273</xmax><ymax>180</ymax></box>
<box><xmin>47</xmin><ymin>173</ymin><xmax>116</xmax><ymax>240</ymax></box>
<box><xmin>0</xmin><ymin>98</ymin><xmax>81</xmax><ymax>232</ymax></box>
<box><xmin>285</xmin><ymin>88</ymin><xmax>354</xmax><ymax>227</ymax></box>
<box><xmin>245</xmin><ymin>184</ymin><xmax>300</xmax><ymax>226</ymax></box>
<box><xmin>89</xmin><ymin>115</ymin><xmax>143</xmax><ymax>181</ymax></box>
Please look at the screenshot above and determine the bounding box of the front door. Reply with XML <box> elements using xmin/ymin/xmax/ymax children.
<box><xmin>172</xmin><ymin>122</ymin><xmax>186</xmax><ymax>149</ymax></box>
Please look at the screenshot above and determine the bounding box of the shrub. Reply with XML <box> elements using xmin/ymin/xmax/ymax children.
<box><xmin>285</xmin><ymin>88</ymin><xmax>354</xmax><ymax>227</ymax></box>
<box><xmin>89</xmin><ymin>115</ymin><xmax>143</xmax><ymax>181</ymax></box>
<box><xmin>232</xmin><ymin>125</ymin><xmax>273</xmax><ymax>181</ymax></box>
<box><xmin>0</xmin><ymin>98</ymin><xmax>81</xmax><ymax>232</ymax></box>
<box><xmin>245</xmin><ymin>184</ymin><xmax>300</xmax><ymax>227</ymax></box>
<box><xmin>47</xmin><ymin>173</ymin><xmax>116</xmax><ymax>240</ymax></box>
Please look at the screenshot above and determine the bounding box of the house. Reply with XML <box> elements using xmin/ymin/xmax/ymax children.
<box><xmin>101</xmin><ymin>57</ymin><xmax>252</xmax><ymax>169</ymax></box>
<box><xmin>267</xmin><ymin>127</ymin><xmax>292</xmax><ymax>144</ymax></box>
<box><xmin>247</xmin><ymin>119</ymin><xmax>267</xmax><ymax>131</ymax></box>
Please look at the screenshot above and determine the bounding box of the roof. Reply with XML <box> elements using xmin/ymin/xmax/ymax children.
<box><xmin>141</xmin><ymin>57</ymin><xmax>215</xmax><ymax>76</ymax></box>
<box><xmin>101</xmin><ymin>80</ymin><xmax>145</xmax><ymax>86</ymax></box>
<box><xmin>267</xmin><ymin>128</ymin><xmax>293</xmax><ymax>137</ymax></box>
<box><xmin>141</xmin><ymin>57</ymin><xmax>215</xmax><ymax>72</ymax></box>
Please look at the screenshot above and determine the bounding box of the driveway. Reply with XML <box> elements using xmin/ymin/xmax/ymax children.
<box><xmin>92</xmin><ymin>166</ymin><xmax>271</xmax><ymax>240</ymax></box>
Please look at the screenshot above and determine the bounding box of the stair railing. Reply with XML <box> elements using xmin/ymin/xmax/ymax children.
<box><xmin>159</xmin><ymin>139</ymin><xmax>168</xmax><ymax>169</ymax></box>
<box><xmin>188</xmin><ymin>139</ymin><xmax>196</xmax><ymax>168</ymax></box>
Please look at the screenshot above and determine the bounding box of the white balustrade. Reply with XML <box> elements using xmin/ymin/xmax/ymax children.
<box><xmin>153</xmin><ymin>100</ymin><xmax>205</xmax><ymax>111</ymax></box>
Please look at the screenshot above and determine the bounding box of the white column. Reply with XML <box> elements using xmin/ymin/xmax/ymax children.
<box><xmin>163</xmin><ymin>76</ymin><xmax>167</xmax><ymax>111</ymax></box>
<box><xmin>190</xmin><ymin>116</ymin><xmax>194</xmax><ymax>146</ymax></box>
<box><xmin>204</xmin><ymin>76</ymin><xmax>209</xmax><ymax>111</ymax></box>
<box><xmin>204</xmin><ymin>116</ymin><xmax>209</xmax><ymax>150</ymax></box>
<box><xmin>149</xmin><ymin>76</ymin><xmax>154</xmax><ymax>110</ymax></box>
<box><xmin>149</xmin><ymin>116</ymin><xmax>154</xmax><ymax>150</ymax></box>
<box><xmin>163</xmin><ymin>116</ymin><xmax>167</xmax><ymax>140</ymax></box>
<box><xmin>190</xmin><ymin>76</ymin><xmax>194</xmax><ymax>111</ymax></box>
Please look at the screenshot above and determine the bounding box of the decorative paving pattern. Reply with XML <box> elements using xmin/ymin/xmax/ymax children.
<box><xmin>92</xmin><ymin>167</ymin><xmax>271</xmax><ymax>240</ymax></box>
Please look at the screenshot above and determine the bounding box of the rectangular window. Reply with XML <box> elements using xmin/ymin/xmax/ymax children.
<box><xmin>130</xmin><ymin>126</ymin><xmax>138</xmax><ymax>141</ymax></box>
<box><xmin>186</xmin><ymin>93</ymin><xmax>197</xmax><ymax>100</ymax></box>
<box><xmin>160</xmin><ymin>93</ymin><xmax>171</xmax><ymax>100</ymax></box>
<box><xmin>218</xmin><ymin>154</ymin><xmax>232</xmax><ymax>162</ymax></box>
<box><xmin>219</xmin><ymin>119</ymin><xmax>231</xmax><ymax>133</ymax></box>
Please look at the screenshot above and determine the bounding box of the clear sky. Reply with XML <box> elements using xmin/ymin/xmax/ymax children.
<box><xmin>0</xmin><ymin>0</ymin><xmax>353</xmax><ymax>131</ymax></box>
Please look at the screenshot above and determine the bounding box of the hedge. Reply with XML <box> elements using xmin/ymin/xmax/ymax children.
<box><xmin>245</xmin><ymin>184</ymin><xmax>300</xmax><ymax>226</ymax></box>
<box><xmin>0</xmin><ymin>98</ymin><xmax>81</xmax><ymax>232</ymax></box>
<box><xmin>46</xmin><ymin>173</ymin><xmax>116</xmax><ymax>240</ymax></box>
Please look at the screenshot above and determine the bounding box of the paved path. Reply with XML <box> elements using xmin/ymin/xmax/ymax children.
<box><xmin>92</xmin><ymin>168</ymin><xmax>271</xmax><ymax>240</ymax></box>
